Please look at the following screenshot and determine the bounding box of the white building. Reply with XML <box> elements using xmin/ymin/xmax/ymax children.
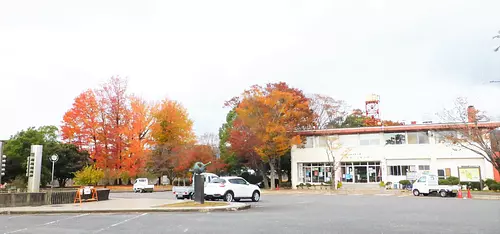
<box><xmin>291</xmin><ymin>122</ymin><xmax>500</xmax><ymax>189</ymax></box>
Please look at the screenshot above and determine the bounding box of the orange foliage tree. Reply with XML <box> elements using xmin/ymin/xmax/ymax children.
<box><xmin>149</xmin><ymin>99</ymin><xmax>196</xmax><ymax>184</ymax></box>
<box><xmin>227</xmin><ymin>82</ymin><xmax>315</xmax><ymax>189</ymax></box>
<box><xmin>175</xmin><ymin>145</ymin><xmax>227</xmax><ymax>177</ymax></box>
<box><xmin>62</xmin><ymin>77</ymin><xmax>156</xmax><ymax>184</ymax></box>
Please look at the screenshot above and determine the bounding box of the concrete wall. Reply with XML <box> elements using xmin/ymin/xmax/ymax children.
<box><xmin>0</xmin><ymin>189</ymin><xmax>110</xmax><ymax>207</ymax></box>
<box><xmin>291</xmin><ymin>133</ymin><xmax>495</xmax><ymax>189</ymax></box>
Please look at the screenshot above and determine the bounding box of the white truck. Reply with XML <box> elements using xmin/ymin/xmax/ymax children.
<box><xmin>172</xmin><ymin>173</ymin><xmax>219</xmax><ymax>200</ymax></box>
<box><xmin>412</xmin><ymin>174</ymin><xmax>461</xmax><ymax>197</ymax></box>
<box><xmin>133</xmin><ymin>178</ymin><xmax>155</xmax><ymax>193</ymax></box>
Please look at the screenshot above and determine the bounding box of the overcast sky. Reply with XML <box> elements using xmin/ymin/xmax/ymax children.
<box><xmin>1</xmin><ymin>0</ymin><xmax>500</xmax><ymax>140</ymax></box>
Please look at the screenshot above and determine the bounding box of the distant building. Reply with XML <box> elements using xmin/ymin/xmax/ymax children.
<box><xmin>291</xmin><ymin>115</ymin><xmax>500</xmax><ymax>188</ymax></box>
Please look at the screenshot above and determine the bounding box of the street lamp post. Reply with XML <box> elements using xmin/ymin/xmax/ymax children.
<box><xmin>49</xmin><ymin>154</ymin><xmax>59</xmax><ymax>190</ymax></box>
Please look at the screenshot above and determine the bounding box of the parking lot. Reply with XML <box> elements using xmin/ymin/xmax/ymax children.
<box><xmin>1</xmin><ymin>192</ymin><xmax>499</xmax><ymax>234</ymax></box>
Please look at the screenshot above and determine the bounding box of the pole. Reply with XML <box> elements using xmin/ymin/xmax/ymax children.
<box><xmin>51</xmin><ymin>161</ymin><xmax>55</xmax><ymax>191</ymax></box>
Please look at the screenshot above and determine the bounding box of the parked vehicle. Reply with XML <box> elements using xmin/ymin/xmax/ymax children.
<box><xmin>172</xmin><ymin>172</ymin><xmax>219</xmax><ymax>200</ymax></box>
<box><xmin>204</xmin><ymin>176</ymin><xmax>261</xmax><ymax>202</ymax></box>
<box><xmin>133</xmin><ymin>178</ymin><xmax>155</xmax><ymax>193</ymax></box>
<box><xmin>412</xmin><ymin>174</ymin><xmax>460</xmax><ymax>197</ymax></box>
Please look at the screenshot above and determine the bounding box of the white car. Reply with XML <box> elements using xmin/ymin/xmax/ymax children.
<box><xmin>204</xmin><ymin>176</ymin><xmax>261</xmax><ymax>202</ymax></box>
<box><xmin>133</xmin><ymin>178</ymin><xmax>155</xmax><ymax>193</ymax></box>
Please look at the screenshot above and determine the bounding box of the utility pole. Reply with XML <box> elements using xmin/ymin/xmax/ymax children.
<box><xmin>0</xmin><ymin>141</ymin><xmax>6</xmax><ymax>184</ymax></box>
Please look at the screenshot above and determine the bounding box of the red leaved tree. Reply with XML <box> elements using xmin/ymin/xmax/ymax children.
<box><xmin>227</xmin><ymin>82</ymin><xmax>315</xmax><ymax>189</ymax></box>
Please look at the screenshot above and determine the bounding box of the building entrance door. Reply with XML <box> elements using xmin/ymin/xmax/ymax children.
<box><xmin>341</xmin><ymin>161</ymin><xmax>381</xmax><ymax>183</ymax></box>
<box><xmin>354</xmin><ymin>166</ymin><xmax>367</xmax><ymax>183</ymax></box>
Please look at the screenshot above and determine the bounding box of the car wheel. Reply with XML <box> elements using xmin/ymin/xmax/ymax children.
<box><xmin>412</xmin><ymin>189</ymin><xmax>420</xmax><ymax>196</ymax></box>
<box><xmin>439</xmin><ymin>190</ymin><xmax>448</xmax><ymax>197</ymax></box>
<box><xmin>252</xmin><ymin>191</ymin><xmax>261</xmax><ymax>202</ymax></box>
<box><xmin>224</xmin><ymin>192</ymin><xmax>234</xmax><ymax>202</ymax></box>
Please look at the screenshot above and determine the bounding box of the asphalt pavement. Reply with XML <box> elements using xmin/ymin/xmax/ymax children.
<box><xmin>0</xmin><ymin>192</ymin><xmax>499</xmax><ymax>234</ymax></box>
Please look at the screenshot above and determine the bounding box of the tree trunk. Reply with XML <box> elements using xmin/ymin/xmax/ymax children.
<box><xmin>269</xmin><ymin>160</ymin><xmax>276</xmax><ymax>190</ymax></box>
<box><xmin>260</xmin><ymin>164</ymin><xmax>269</xmax><ymax>189</ymax></box>
<box><xmin>58</xmin><ymin>178</ymin><xmax>67</xmax><ymax>188</ymax></box>
<box><xmin>277</xmin><ymin>157</ymin><xmax>282</xmax><ymax>187</ymax></box>
<box><xmin>331</xmin><ymin>159</ymin><xmax>337</xmax><ymax>190</ymax></box>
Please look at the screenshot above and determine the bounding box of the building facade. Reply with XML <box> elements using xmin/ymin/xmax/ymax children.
<box><xmin>291</xmin><ymin>122</ymin><xmax>500</xmax><ymax>189</ymax></box>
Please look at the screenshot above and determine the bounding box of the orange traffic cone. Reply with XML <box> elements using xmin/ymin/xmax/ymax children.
<box><xmin>457</xmin><ymin>189</ymin><xmax>463</xmax><ymax>199</ymax></box>
<box><xmin>467</xmin><ymin>189</ymin><xmax>472</xmax><ymax>199</ymax></box>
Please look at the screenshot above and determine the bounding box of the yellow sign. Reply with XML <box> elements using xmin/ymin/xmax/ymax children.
<box><xmin>458</xmin><ymin>167</ymin><xmax>481</xmax><ymax>182</ymax></box>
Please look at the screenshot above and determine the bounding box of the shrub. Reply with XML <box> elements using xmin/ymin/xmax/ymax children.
<box><xmin>489</xmin><ymin>183</ymin><xmax>500</xmax><ymax>191</ymax></box>
<box><xmin>379</xmin><ymin>181</ymin><xmax>385</xmax><ymax>187</ymax></box>
<box><xmin>73</xmin><ymin>165</ymin><xmax>105</xmax><ymax>186</ymax></box>
<box><xmin>446</xmin><ymin>176</ymin><xmax>460</xmax><ymax>185</ymax></box>
<box><xmin>399</xmin><ymin>180</ymin><xmax>411</xmax><ymax>186</ymax></box>
<box><xmin>439</xmin><ymin>179</ymin><xmax>450</xmax><ymax>185</ymax></box>
<box><xmin>460</xmin><ymin>182</ymin><xmax>482</xmax><ymax>190</ymax></box>
<box><xmin>484</xmin><ymin>179</ymin><xmax>497</xmax><ymax>188</ymax></box>
<box><xmin>337</xmin><ymin>181</ymin><xmax>343</xmax><ymax>189</ymax></box>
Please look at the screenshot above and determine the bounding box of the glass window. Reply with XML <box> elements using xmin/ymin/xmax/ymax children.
<box><xmin>339</xmin><ymin>134</ymin><xmax>359</xmax><ymax>146</ymax></box>
<box><xmin>418</xmin><ymin>177</ymin><xmax>426</xmax><ymax>183</ymax></box>
<box><xmin>407</xmin><ymin>132</ymin><xmax>418</xmax><ymax>144</ymax></box>
<box><xmin>384</xmin><ymin>133</ymin><xmax>406</xmax><ymax>145</ymax></box>
<box><xmin>318</xmin><ymin>136</ymin><xmax>327</xmax><ymax>147</ymax></box>
<box><xmin>301</xmin><ymin>137</ymin><xmax>314</xmax><ymax>148</ymax></box>
<box><xmin>417</xmin><ymin>132</ymin><xmax>429</xmax><ymax>144</ymax></box>
<box><xmin>407</xmin><ymin>132</ymin><xmax>429</xmax><ymax>144</ymax></box>
<box><xmin>418</xmin><ymin>165</ymin><xmax>430</xmax><ymax>170</ymax></box>
<box><xmin>359</xmin><ymin>134</ymin><xmax>380</xmax><ymax>146</ymax></box>
<box><xmin>437</xmin><ymin>169</ymin><xmax>445</xmax><ymax>179</ymax></box>
<box><xmin>211</xmin><ymin>178</ymin><xmax>226</xmax><ymax>184</ymax></box>
<box><xmin>435</xmin><ymin>131</ymin><xmax>458</xmax><ymax>144</ymax></box>
<box><xmin>388</xmin><ymin>165</ymin><xmax>411</xmax><ymax>176</ymax></box>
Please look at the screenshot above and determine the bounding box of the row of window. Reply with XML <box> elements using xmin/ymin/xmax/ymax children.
<box><xmin>387</xmin><ymin>165</ymin><xmax>430</xmax><ymax>176</ymax></box>
<box><xmin>303</xmin><ymin>131</ymin><xmax>457</xmax><ymax>148</ymax></box>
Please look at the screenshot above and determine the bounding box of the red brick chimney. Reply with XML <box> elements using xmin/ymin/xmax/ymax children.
<box><xmin>467</xmin><ymin>105</ymin><xmax>476</xmax><ymax>123</ymax></box>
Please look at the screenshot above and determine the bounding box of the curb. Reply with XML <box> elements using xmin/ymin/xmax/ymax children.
<box><xmin>0</xmin><ymin>203</ymin><xmax>251</xmax><ymax>215</ymax></box>
<box><xmin>110</xmin><ymin>190</ymin><xmax>171</xmax><ymax>193</ymax></box>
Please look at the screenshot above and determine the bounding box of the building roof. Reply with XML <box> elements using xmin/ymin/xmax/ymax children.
<box><xmin>297</xmin><ymin>122</ymin><xmax>500</xmax><ymax>136</ymax></box>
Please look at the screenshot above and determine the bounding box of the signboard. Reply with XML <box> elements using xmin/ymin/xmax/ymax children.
<box><xmin>458</xmin><ymin>167</ymin><xmax>481</xmax><ymax>182</ymax></box>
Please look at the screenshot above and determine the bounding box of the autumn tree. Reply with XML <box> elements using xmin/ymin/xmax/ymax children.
<box><xmin>96</xmin><ymin>76</ymin><xmax>129</xmax><ymax>180</ymax></box>
<box><xmin>227</xmin><ymin>82</ymin><xmax>315</xmax><ymax>189</ymax></box>
<box><xmin>62</xmin><ymin>77</ymin><xmax>154</xmax><ymax>184</ymax></box>
<box><xmin>439</xmin><ymin>97</ymin><xmax>500</xmax><ymax>175</ymax></box>
<box><xmin>229</xmin><ymin>118</ymin><xmax>268</xmax><ymax>187</ymax></box>
<box><xmin>61</xmin><ymin>90</ymin><xmax>101</xmax><ymax>159</ymax></box>
<box><xmin>175</xmin><ymin>144</ymin><xmax>227</xmax><ymax>177</ymax></box>
<box><xmin>121</xmin><ymin>96</ymin><xmax>155</xmax><ymax>182</ymax></box>
<box><xmin>149</xmin><ymin>99</ymin><xmax>195</xmax><ymax>184</ymax></box>
<box><xmin>309</xmin><ymin>94</ymin><xmax>349</xmax><ymax>129</ymax></box>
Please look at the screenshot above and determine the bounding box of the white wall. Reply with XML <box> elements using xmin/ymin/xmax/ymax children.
<box><xmin>291</xmin><ymin>133</ymin><xmax>495</xmax><ymax>189</ymax></box>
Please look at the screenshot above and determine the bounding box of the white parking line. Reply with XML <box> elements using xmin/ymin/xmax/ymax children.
<box><xmin>3</xmin><ymin>214</ymin><xmax>89</xmax><ymax>234</ymax></box>
<box><xmin>92</xmin><ymin>213</ymin><xmax>148</xmax><ymax>233</ymax></box>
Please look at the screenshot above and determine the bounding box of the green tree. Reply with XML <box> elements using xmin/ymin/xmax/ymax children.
<box><xmin>52</xmin><ymin>143</ymin><xmax>90</xmax><ymax>187</ymax></box>
<box><xmin>2</xmin><ymin>126</ymin><xmax>59</xmax><ymax>186</ymax></box>
<box><xmin>218</xmin><ymin>109</ymin><xmax>242</xmax><ymax>175</ymax></box>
